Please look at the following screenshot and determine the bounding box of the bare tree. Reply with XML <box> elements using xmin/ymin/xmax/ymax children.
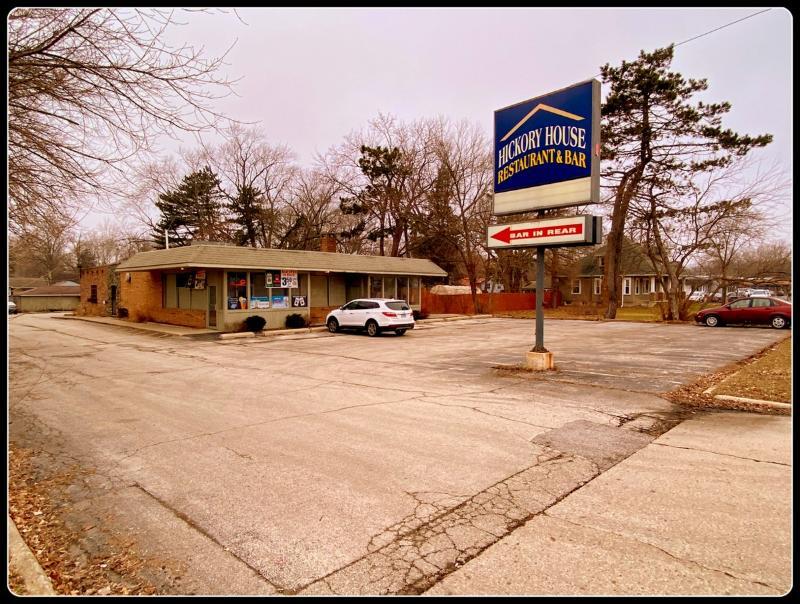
<box><xmin>280</xmin><ymin>170</ymin><xmax>342</xmax><ymax>250</ymax></box>
<box><xmin>318</xmin><ymin>114</ymin><xmax>439</xmax><ymax>256</ymax></box>
<box><xmin>434</xmin><ymin>119</ymin><xmax>494</xmax><ymax>306</ymax></box>
<box><xmin>206</xmin><ymin>124</ymin><xmax>297</xmax><ymax>247</ymax></box>
<box><xmin>7</xmin><ymin>8</ymin><xmax>236</xmax><ymax>231</ymax></box>
<box><xmin>629</xmin><ymin>160</ymin><xmax>787</xmax><ymax>319</ymax></box>
<box><xmin>10</xmin><ymin>214</ymin><xmax>78</xmax><ymax>283</ymax></box>
<box><xmin>74</xmin><ymin>218</ymin><xmax>153</xmax><ymax>268</ymax></box>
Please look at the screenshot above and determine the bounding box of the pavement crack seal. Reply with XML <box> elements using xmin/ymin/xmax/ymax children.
<box><xmin>131</xmin><ymin>484</ymin><xmax>284</xmax><ymax>593</ymax></box>
<box><xmin>297</xmin><ymin>419</ymin><xmax>670</xmax><ymax>595</ymax></box>
<box><xmin>544</xmin><ymin>513</ymin><xmax>782</xmax><ymax>593</ymax></box>
<box><xmin>296</xmin><ymin>448</ymin><xmax>602</xmax><ymax>595</ymax></box>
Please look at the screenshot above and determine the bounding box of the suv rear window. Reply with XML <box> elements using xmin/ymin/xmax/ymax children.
<box><xmin>386</xmin><ymin>301</ymin><xmax>410</xmax><ymax>311</ymax></box>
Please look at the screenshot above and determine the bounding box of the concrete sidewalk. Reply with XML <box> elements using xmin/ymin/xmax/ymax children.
<box><xmin>60</xmin><ymin>314</ymin><xmax>219</xmax><ymax>337</ymax></box>
<box><xmin>61</xmin><ymin>313</ymin><xmax>493</xmax><ymax>339</ymax></box>
<box><xmin>428</xmin><ymin>411</ymin><xmax>791</xmax><ymax>596</ymax></box>
<box><xmin>8</xmin><ymin>516</ymin><xmax>56</xmax><ymax>595</ymax></box>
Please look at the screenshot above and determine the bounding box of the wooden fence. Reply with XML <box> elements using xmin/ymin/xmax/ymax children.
<box><xmin>421</xmin><ymin>289</ymin><xmax>562</xmax><ymax>315</ymax></box>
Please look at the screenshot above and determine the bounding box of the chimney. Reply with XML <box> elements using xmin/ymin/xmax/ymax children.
<box><xmin>320</xmin><ymin>233</ymin><xmax>337</xmax><ymax>253</ymax></box>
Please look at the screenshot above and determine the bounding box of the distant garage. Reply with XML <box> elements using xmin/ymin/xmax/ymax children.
<box><xmin>12</xmin><ymin>285</ymin><xmax>81</xmax><ymax>312</ymax></box>
<box><xmin>83</xmin><ymin>241</ymin><xmax>447</xmax><ymax>332</ymax></box>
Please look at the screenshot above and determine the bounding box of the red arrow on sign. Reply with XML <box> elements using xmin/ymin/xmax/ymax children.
<box><xmin>490</xmin><ymin>223</ymin><xmax>583</xmax><ymax>244</ymax></box>
<box><xmin>490</xmin><ymin>226</ymin><xmax>514</xmax><ymax>244</ymax></box>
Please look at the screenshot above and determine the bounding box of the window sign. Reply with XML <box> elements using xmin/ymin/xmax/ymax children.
<box><xmin>265</xmin><ymin>271</ymin><xmax>281</xmax><ymax>288</ymax></box>
<box><xmin>228</xmin><ymin>272</ymin><xmax>247</xmax><ymax>309</ymax></box>
<box><xmin>292</xmin><ymin>295</ymin><xmax>307</xmax><ymax>308</ymax></box>
<box><xmin>271</xmin><ymin>295</ymin><xmax>289</xmax><ymax>309</ymax></box>
<box><xmin>281</xmin><ymin>270</ymin><xmax>298</xmax><ymax>288</ymax></box>
<box><xmin>194</xmin><ymin>270</ymin><xmax>206</xmax><ymax>290</ymax></box>
<box><xmin>251</xmin><ymin>296</ymin><xmax>270</xmax><ymax>309</ymax></box>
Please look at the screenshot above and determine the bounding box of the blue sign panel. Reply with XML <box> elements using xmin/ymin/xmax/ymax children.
<box><xmin>494</xmin><ymin>79</ymin><xmax>600</xmax><ymax>215</ymax></box>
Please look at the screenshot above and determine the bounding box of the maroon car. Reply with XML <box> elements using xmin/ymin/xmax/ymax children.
<box><xmin>695</xmin><ymin>297</ymin><xmax>792</xmax><ymax>329</ymax></box>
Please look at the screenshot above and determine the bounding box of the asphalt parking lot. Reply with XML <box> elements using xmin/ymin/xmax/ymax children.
<box><xmin>8</xmin><ymin>314</ymin><xmax>788</xmax><ymax>594</ymax></box>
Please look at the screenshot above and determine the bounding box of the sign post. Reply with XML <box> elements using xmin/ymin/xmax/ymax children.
<box><xmin>491</xmin><ymin>79</ymin><xmax>602</xmax><ymax>370</ymax></box>
<box><xmin>534</xmin><ymin>247</ymin><xmax>545</xmax><ymax>352</ymax></box>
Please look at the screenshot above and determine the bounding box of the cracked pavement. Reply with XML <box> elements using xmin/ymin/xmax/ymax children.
<box><xmin>8</xmin><ymin>313</ymin><xmax>790</xmax><ymax>595</ymax></box>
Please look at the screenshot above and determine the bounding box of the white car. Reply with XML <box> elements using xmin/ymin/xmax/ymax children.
<box><xmin>749</xmin><ymin>289</ymin><xmax>771</xmax><ymax>298</ymax></box>
<box><xmin>688</xmin><ymin>291</ymin><xmax>705</xmax><ymax>302</ymax></box>
<box><xmin>326</xmin><ymin>298</ymin><xmax>415</xmax><ymax>337</ymax></box>
<box><xmin>8</xmin><ymin>300</ymin><xmax>17</xmax><ymax>314</ymax></box>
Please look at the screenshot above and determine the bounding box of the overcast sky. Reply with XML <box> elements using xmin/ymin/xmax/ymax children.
<box><xmin>109</xmin><ymin>7</ymin><xmax>794</xmax><ymax>238</ymax></box>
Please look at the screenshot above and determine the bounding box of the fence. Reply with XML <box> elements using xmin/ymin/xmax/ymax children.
<box><xmin>421</xmin><ymin>289</ymin><xmax>562</xmax><ymax>315</ymax></box>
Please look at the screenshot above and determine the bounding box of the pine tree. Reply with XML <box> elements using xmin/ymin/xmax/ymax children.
<box><xmin>600</xmin><ymin>45</ymin><xmax>771</xmax><ymax>318</ymax></box>
<box><xmin>228</xmin><ymin>184</ymin><xmax>263</xmax><ymax>247</ymax></box>
<box><xmin>152</xmin><ymin>167</ymin><xmax>228</xmax><ymax>248</ymax></box>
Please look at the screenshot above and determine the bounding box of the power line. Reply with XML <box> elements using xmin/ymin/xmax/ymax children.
<box><xmin>673</xmin><ymin>8</ymin><xmax>771</xmax><ymax>48</ymax></box>
<box><xmin>594</xmin><ymin>8</ymin><xmax>773</xmax><ymax>78</ymax></box>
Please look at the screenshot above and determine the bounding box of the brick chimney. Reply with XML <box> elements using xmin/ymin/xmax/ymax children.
<box><xmin>320</xmin><ymin>233</ymin><xmax>337</xmax><ymax>253</ymax></box>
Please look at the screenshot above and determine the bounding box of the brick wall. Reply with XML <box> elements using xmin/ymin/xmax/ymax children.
<box><xmin>310</xmin><ymin>306</ymin><xmax>338</xmax><ymax>325</ymax></box>
<box><xmin>119</xmin><ymin>270</ymin><xmax>206</xmax><ymax>328</ymax></box>
<box><xmin>76</xmin><ymin>266</ymin><xmax>114</xmax><ymax>317</ymax></box>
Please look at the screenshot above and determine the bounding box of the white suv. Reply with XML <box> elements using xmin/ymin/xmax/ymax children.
<box><xmin>748</xmin><ymin>289</ymin><xmax>771</xmax><ymax>298</ymax></box>
<box><xmin>326</xmin><ymin>298</ymin><xmax>415</xmax><ymax>337</ymax></box>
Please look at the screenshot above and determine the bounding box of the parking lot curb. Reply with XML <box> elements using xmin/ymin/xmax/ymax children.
<box><xmin>259</xmin><ymin>327</ymin><xmax>329</xmax><ymax>337</ymax></box>
<box><xmin>8</xmin><ymin>515</ymin><xmax>56</xmax><ymax>595</ymax></box>
<box><xmin>712</xmin><ymin>394</ymin><xmax>791</xmax><ymax>410</ymax></box>
<box><xmin>218</xmin><ymin>332</ymin><xmax>255</xmax><ymax>340</ymax></box>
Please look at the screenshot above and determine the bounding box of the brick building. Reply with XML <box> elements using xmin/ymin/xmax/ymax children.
<box><xmin>76</xmin><ymin>265</ymin><xmax>120</xmax><ymax>317</ymax></box>
<box><xmin>100</xmin><ymin>241</ymin><xmax>445</xmax><ymax>332</ymax></box>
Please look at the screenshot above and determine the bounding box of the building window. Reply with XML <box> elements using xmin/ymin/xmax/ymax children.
<box><xmin>370</xmin><ymin>276</ymin><xmax>383</xmax><ymax>298</ymax></box>
<box><xmin>227</xmin><ymin>272</ymin><xmax>248</xmax><ymax>309</ymax></box>
<box><xmin>623</xmin><ymin>278</ymin><xmax>631</xmax><ymax>296</ymax></box>
<box><xmin>572</xmin><ymin>280</ymin><xmax>581</xmax><ymax>295</ymax></box>
<box><xmin>250</xmin><ymin>272</ymin><xmax>270</xmax><ymax>309</ymax></box>
<box><xmin>597</xmin><ymin>256</ymin><xmax>604</xmax><ymax>267</ymax></box>
<box><xmin>409</xmin><ymin>277</ymin><xmax>420</xmax><ymax>305</ymax></box>
<box><xmin>89</xmin><ymin>284</ymin><xmax>98</xmax><ymax>303</ymax></box>
<box><xmin>383</xmin><ymin>277</ymin><xmax>396</xmax><ymax>299</ymax></box>
<box><xmin>593</xmin><ymin>278</ymin><xmax>602</xmax><ymax>295</ymax></box>
<box><xmin>397</xmin><ymin>277</ymin><xmax>409</xmax><ymax>303</ymax></box>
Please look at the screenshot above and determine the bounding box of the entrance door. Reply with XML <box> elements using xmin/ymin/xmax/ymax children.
<box><xmin>208</xmin><ymin>285</ymin><xmax>217</xmax><ymax>328</ymax></box>
<box><xmin>110</xmin><ymin>285</ymin><xmax>117</xmax><ymax>315</ymax></box>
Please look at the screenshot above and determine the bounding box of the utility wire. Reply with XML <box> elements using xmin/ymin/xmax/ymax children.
<box><xmin>673</xmin><ymin>8</ymin><xmax>771</xmax><ymax>48</ymax></box>
<box><xmin>594</xmin><ymin>8</ymin><xmax>772</xmax><ymax>78</ymax></box>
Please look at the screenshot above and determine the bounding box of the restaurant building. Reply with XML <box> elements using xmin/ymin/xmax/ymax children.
<box><xmin>106</xmin><ymin>241</ymin><xmax>446</xmax><ymax>331</ymax></box>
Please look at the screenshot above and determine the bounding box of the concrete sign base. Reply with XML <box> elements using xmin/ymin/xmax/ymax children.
<box><xmin>526</xmin><ymin>351</ymin><xmax>554</xmax><ymax>371</ymax></box>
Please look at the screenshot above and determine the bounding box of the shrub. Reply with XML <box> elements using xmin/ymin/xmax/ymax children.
<box><xmin>285</xmin><ymin>313</ymin><xmax>306</xmax><ymax>329</ymax></box>
<box><xmin>413</xmin><ymin>309</ymin><xmax>429</xmax><ymax>320</ymax></box>
<box><xmin>244</xmin><ymin>315</ymin><xmax>266</xmax><ymax>332</ymax></box>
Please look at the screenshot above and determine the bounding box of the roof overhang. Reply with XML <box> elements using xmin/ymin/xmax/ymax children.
<box><xmin>116</xmin><ymin>263</ymin><xmax>446</xmax><ymax>277</ymax></box>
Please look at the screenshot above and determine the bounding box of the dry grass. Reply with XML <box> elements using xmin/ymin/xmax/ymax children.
<box><xmin>496</xmin><ymin>304</ymin><xmax>663</xmax><ymax>322</ymax></box>
<box><xmin>712</xmin><ymin>337</ymin><xmax>792</xmax><ymax>403</ymax></box>
<box><xmin>665</xmin><ymin>335</ymin><xmax>792</xmax><ymax>413</ymax></box>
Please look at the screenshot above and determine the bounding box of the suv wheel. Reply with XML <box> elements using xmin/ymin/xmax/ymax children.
<box><xmin>366</xmin><ymin>320</ymin><xmax>379</xmax><ymax>337</ymax></box>
<box><xmin>327</xmin><ymin>318</ymin><xmax>339</xmax><ymax>333</ymax></box>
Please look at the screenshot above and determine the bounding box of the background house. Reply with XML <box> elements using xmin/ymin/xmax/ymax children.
<box><xmin>560</xmin><ymin>239</ymin><xmax>687</xmax><ymax>307</ymax></box>
<box><xmin>11</xmin><ymin>285</ymin><xmax>81</xmax><ymax>312</ymax></box>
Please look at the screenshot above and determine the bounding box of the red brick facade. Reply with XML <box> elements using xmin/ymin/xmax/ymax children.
<box><xmin>76</xmin><ymin>266</ymin><xmax>116</xmax><ymax>317</ymax></box>
<box><xmin>119</xmin><ymin>270</ymin><xmax>206</xmax><ymax>328</ymax></box>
